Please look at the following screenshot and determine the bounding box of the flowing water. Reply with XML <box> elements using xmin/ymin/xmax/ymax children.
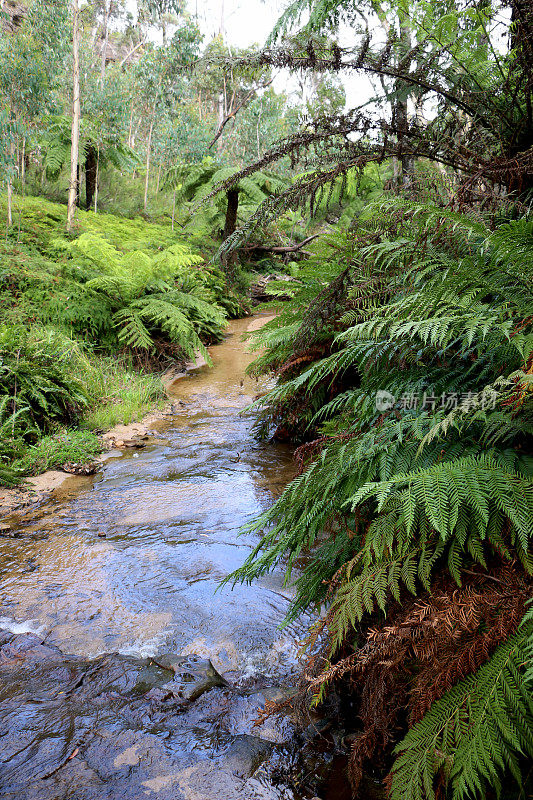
<box><xmin>0</xmin><ymin>315</ymin><xmax>345</xmax><ymax>800</ymax></box>
<box><xmin>0</xmin><ymin>314</ymin><xmax>302</xmax><ymax>677</ymax></box>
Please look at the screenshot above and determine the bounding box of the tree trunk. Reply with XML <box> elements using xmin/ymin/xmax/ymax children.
<box><xmin>85</xmin><ymin>143</ymin><xmax>97</xmax><ymax>210</ymax></box>
<box><xmin>20</xmin><ymin>136</ymin><xmax>26</xmax><ymax>194</ymax></box>
<box><xmin>127</xmin><ymin>103</ymin><xmax>134</xmax><ymax>147</ymax></box>
<box><xmin>100</xmin><ymin>0</ymin><xmax>109</xmax><ymax>85</ymax></box>
<box><xmin>143</xmin><ymin>84</ymin><xmax>160</xmax><ymax>214</ymax></box>
<box><xmin>217</xmin><ymin>92</ymin><xmax>224</xmax><ymax>153</ymax></box>
<box><xmin>94</xmin><ymin>148</ymin><xmax>99</xmax><ymax>212</ymax></box>
<box><xmin>221</xmin><ymin>188</ymin><xmax>239</xmax><ymax>280</ymax></box>
<box><xmin>223</xmin><ymin>188</ymin><xmax>239</xmax><ymax>241</ymax></box>
<box><xmin>171</xmin><ymin>189</ymin><xmax>176</xmax><ymax>231</ymax></box>
<box><xmin>6</xmin><ymin>138</ymin><xmax>14</xmax><ymax>227</ymax></box>
<box><xmin>156</xmin><ymin>162</ymin><xmax>161</xmax><ymax>194</ymax></box>
<box><xmin>397</xmin><ymin>10</ymin><xmax>415</xmax><ymax>187</ymax></box>
<box><xmin>144</xmin><ymin>115</ymin><xmax>155</xmax><ymax>213</ymax></box>
<box><xmin>6</xmin><ymin>179</ymin><xmax>13</xmax><ymax>228</ymax></box>
<box><xmin>67</xmin><ymin>0</ymin><xmax>81</xmax><ymax>231</ymax></box>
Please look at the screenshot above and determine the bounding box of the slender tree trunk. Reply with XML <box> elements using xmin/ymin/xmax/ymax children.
<box><xmin>100</xmin><ymin>0</ymin><xmax>109</xmax><ymax>85</ymax></box>
<box><xmin>144</xmin><ymin>84</ymin><xmax>161</xmax><ymax>213</ymax></box>
<box><xmin>6</xmin><ymin>179</ymin><xmax>13</xmax><ymax>228</ymax></box>
<box><xmin>217</xmin><ymin>92</ymin><xmax>224</xmax><ymax>153</ymax></box>
<box><xmin>127</xmin><ymin>103</ymin><xmax>134</xmax><ymax>147</ymax></box>
<box><xmin>144</xmin><ymin>115</ymin><xmax>155</xmax><ymax>213</ymax></box>
<box><xmin>85</xmin><ymin>143</ymin><xmax>97</xmax><ymax>210</ymax></box>
<box><xmin>67</xmin><ymin>0</ymin><xmax>81</xmax><ymax>231</ymax></box>
<box><xmin>256</xmin><ymin>100</ymin><xmax>263</xmax><ymax>159</ymax></box>
<box><xmin>20</xmin><ymin>136</ymin><xmax>25</xmax><ymax>194</ymax></box>
<box><xmin>171</xmin><ymin>189</ymin><xmax>176</xmax><ymax>231</ymax></box>
<box><xmin>6</xmin><ymin>137</ymin><xmax>14</xmax><ymax>227</ymax></box>
<box><xmin>156</xmin><ymin>162</ymin><xmax>161</xmax><ymax>194</ymax></box>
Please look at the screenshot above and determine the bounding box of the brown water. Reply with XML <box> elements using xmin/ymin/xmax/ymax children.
<box><xmin>0</xmin><ymin>314</ymin><xmax>303</xmax><ymax>679</ymax></box>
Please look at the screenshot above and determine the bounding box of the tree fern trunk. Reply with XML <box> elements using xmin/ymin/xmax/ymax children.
<box><xmin>222</xmin><ymin>188</ymin><xmax>239</xmax><ymax>281</ymax></box>
<box><xmin>223</xmin><ymin>188</ymin><xmax>239</xmax><ymax>241</ymax></box>
<box><xmin>85</xmin><ymin>143</ymin><xmax>97</xmax><ymax>211</ymax></box>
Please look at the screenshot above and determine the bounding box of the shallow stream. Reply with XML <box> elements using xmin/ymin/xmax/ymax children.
<box><xmin>0</xmin><ymin>314</ymin><xmax>300</xmax><ymax>674</ymax></box>
<box><xmin>0</xmin><ymin>315</ymin><xmax>343</xmax><ymax>800</ymax></box>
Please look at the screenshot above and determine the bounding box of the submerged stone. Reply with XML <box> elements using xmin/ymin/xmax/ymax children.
<box><xmin>0</xmin><ymin>630</ymin><xmax>336</xmax><ymax>800</ymax></box>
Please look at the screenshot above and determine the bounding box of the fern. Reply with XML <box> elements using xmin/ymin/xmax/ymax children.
<box><xmin>69</xmin><ymin>232</ymin><xmax>226</xmax><ymax>355</ymax></box>
<box><xmin>227</xmin><ymin>200</ymin><xmax>533</xmax><ymax>796</ymax></box>
<box><xmin>390</xmin><ymin>624</ymin><xmax>533</xmax><ymax>800</ymax></box>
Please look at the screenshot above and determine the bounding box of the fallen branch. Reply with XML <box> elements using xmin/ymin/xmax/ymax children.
<box><xmin>244</xmin><ymin>233</ymin><xmax>322</xmax><ymax>254</ymax></box>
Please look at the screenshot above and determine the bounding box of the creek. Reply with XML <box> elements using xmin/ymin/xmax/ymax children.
<box><xmin>0</xmin><ymin>314</ymin><xmax>344</xmax><ymax>800</ymax></box>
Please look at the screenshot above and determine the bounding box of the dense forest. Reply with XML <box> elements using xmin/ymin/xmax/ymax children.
<box><xmin>1</xmin><ymin>0</ymin><xmax>533</xmax><ymax>799</ymax></box>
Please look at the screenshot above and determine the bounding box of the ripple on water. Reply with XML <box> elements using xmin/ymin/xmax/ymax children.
<box><xmin>0</xmin><ymin>315</ymin><xmax>301</xmax><ymax>676</ymax></box>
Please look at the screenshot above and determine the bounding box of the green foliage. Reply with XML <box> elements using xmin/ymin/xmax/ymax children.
<box><xmin>229</xmin><ymin>199</ymin><xmax>533</xmax><ymax>796</ymax></box>
<box><xmin>39</xmin><ymin>115</ymin><xmax>138</xmax><ymax>182</ymax></box>
<box><xmin>16</xmin><ymin>430</ymin><xmax>103</xmax><ymax>475</ymax></box>
<box><xmin>0</xmin><ymin>325</ymin><xmax>89</xmax><ymax>443</ymax></box>
<box><xmin>390</xmin><ymin>623</ymin><xmax>533</xmax><ymax>800</ymax></box>
<box><xmin>0</xmin><ymin>194</ymin><xmax>231</xmax><ymax>356</ymax></box>
<box><xmin>164</xmin><ymin>158</ymin><xmax>287</xmax><ymax>235</ymax></box>
<box><xmin>71</xmin><ymin>232</ymin><xmax>225</xmax><ymax>357</ymax></box>
<box><xmin>81</xmin><ymin>357</ymin><xmax>164</xmax><ymax>431</ymax></box>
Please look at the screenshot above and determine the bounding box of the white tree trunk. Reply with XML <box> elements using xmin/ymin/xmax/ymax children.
<box><xmin>6</xmin><ymin>179</ymin><xmax>13</xmax><ymax>228</ymax></box>
<box><xmin>20</xmin><ymin>136</ymin><xmax>25</xmax><ymax>194</ymax></box>
<box><xmin>100</xmin><ymin>0</ymin><xmax>109</xmax><ymax>85</ymax></box>
<box><xmin>67</xmin><ymin>0</ymin><xmax>81</xmax><ymax>231</ymax></box>
<box><xmin>144</xmin><ymin>115</ymin><xmax>155</xmax><ymax>213</ymax></box>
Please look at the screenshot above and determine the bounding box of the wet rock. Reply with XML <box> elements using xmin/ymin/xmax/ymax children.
<box><xmin>61</xmin><ymin>462</ymin><xmax>100</xmax><ymax>475</ymax></box>
<box><xmin>0</xmin><ymin>631</ymin><xmax>339</xmax><ymax>800</ymax></box>
<box><xmin>153</xmin><ymin>653</ymin><xmax>227</xmax><ymax>702</ymax></box>
<box><xmin>223</xmin><ymin>735</ymin><xmax>274</xmax><ymax>778</ymax></box>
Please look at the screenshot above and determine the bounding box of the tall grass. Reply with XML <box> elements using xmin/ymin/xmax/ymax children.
<box><xmin>81</xmin><ymin>356</ymin><xmax>165</xmax><ymax>430</ymax></box>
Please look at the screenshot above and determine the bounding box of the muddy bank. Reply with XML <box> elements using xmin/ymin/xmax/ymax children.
<box><xmin>0</xmin><ymin>628</ymin><xmax>337</xmax><ymax>800</ymax></box>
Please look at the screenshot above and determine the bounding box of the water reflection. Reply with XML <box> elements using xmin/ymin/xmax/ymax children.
<box><xmin>0</xmin><ymin>315</ymin><xmax>300</xmax><ymax>676</ymax></box>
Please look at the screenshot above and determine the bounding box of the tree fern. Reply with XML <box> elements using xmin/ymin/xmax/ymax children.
<box><xmin>390</xmin><ymin>624</ymin><xmax>533</xmax><ymax>800</ymax></box>
<box><xmin>69</xmin><ymin>232</ymin><xmax>226</xmax><ymax>355</ymax></box>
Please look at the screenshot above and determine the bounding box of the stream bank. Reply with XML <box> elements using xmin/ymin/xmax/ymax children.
<box><xmin>0</xmin><ymin>314</ymin><xmax>344</xmax><ymax>799</ymax></box>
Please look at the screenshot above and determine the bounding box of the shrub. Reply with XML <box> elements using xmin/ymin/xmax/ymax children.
<box><xmin>229</xmin><ymin>200</ymin><xmax>533</xmax><ymax>800</ymax></box>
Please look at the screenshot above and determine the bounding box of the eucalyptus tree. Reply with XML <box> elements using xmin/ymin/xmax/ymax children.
<box><xmin>0</xmin><ymin>0</ymin><xmax>68</xmax><ymax>225</ymax></box>
<box><xmin>67</xmin><ymin>0</ymin><xmax>81</xmax><ymax>230</ymax></box>
<box><xmin>130</xmin><ymin>20</ymin><xmax>201</xmax><ymax>212</ymax></box>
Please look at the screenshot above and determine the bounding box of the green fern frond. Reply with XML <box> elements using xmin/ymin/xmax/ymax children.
<box><xmin>390</xmin><ymin>625</ymin><xmax>533</xmax><ymax>800</ymax></box>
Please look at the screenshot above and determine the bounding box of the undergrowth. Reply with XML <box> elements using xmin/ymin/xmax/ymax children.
<box><xmin>0</xmin><ymin>193</ymin><xmax>236</xmax><ymax>487</ymax></box>
<box><xmin>228</xmin><ymin>198</ymin><xmax>533</xmax><ymax>800</ymax></box>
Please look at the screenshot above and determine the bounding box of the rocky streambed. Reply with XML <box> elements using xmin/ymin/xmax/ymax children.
<box><xmin>0</xmin><ymin>627</ymin><xmax>340</xmax><ymax>800</ymax></box>
<box><xmin>0</xmin><ymin>315</ymin><xmax>345</xmax><ymax>800</ymax></box>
